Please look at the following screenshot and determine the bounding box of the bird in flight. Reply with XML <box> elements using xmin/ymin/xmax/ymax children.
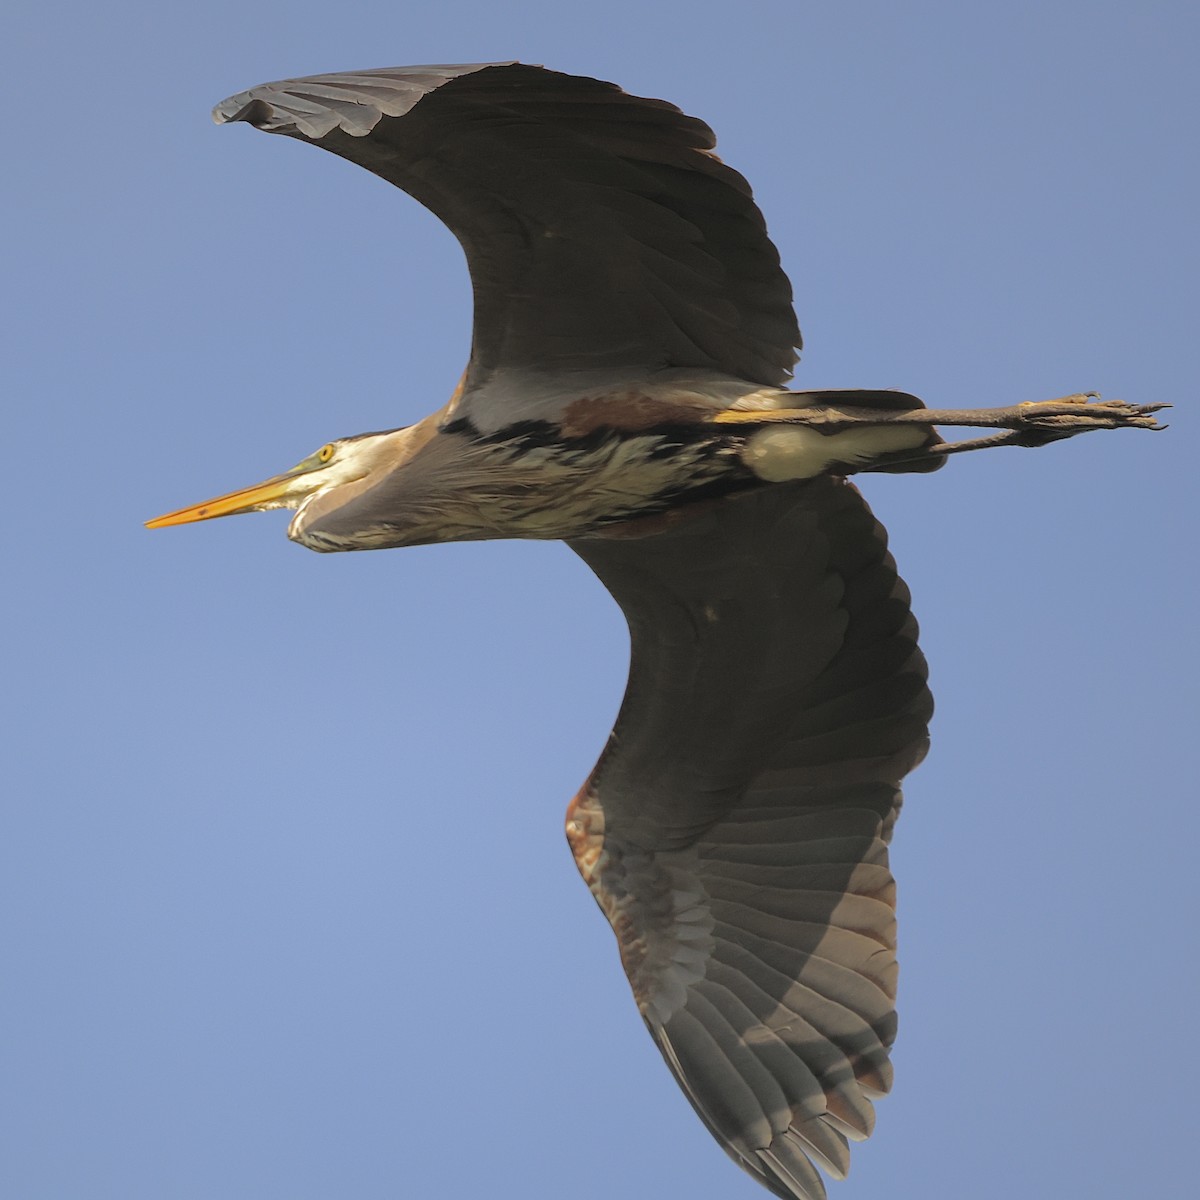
<box><xmin>147</xmin><ymin>63</ymin><xmax>1160</xmax><ymax>1200</ymax></box>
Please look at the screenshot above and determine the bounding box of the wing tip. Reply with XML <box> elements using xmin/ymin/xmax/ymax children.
<box><xmin>211</xmin><ymin>61</ymin><xmax>537</xmax><ymax>134</ymax></box>
<box><xmin>212</xmin><ymin>95</ymin><xmax>268</xmax><ymax>128</ymax></box>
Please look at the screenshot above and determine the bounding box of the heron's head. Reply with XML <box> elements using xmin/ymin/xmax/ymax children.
<box><xmin>146</xmin><ymin>425</ymin><xmax>426</xmax><ymax>548</ymax></box>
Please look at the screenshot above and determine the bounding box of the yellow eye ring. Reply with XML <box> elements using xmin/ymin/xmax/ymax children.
<box><xmin>317</xmin><ymin>444</ymin><xmax>335</xmax><ymax>463</ymax></box>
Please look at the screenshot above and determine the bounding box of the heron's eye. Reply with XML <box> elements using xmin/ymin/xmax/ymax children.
<box><xmin>317</xmin><ymin>444</ymin><xmax>335</xmax><ymax>464</ymax></box>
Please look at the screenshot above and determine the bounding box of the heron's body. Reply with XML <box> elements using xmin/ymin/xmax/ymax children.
<box><xmin>287</xmin><ymin>376</ymin><xmax>929</xmax><ymax>551</ymax></box>
<box><xmin>148</xmin><ymin>62</ymin><xmax>1159</xmax><ymax>1200</ymax></box>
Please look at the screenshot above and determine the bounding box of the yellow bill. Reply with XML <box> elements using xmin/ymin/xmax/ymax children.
<box><xmin>146</xmin><ymin>470</ymin><xmax>308</xmax><ymax>529</ymax></box>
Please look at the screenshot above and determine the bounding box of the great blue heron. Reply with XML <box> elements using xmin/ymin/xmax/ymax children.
<box><xmin>147</xmin><ymin>63</ymin><xmax>1160</xmax><ymax>1200</ymax></box>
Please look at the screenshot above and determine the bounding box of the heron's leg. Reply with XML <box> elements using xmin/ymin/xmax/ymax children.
<box><xmin>712</xmin><ymin>392</ymin><xmax>1166</xmax><ymax>473</ymax></box>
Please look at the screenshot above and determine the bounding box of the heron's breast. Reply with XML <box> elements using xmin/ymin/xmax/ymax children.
<box><xmin>291</xmin><ymin>425</ymin><xmax>748</xmax><ymax>551</ymax></box>
<box><xmin>454</xmin><ymin>430</ymin><xmax>745</xmax><ymax>539</ymax></box>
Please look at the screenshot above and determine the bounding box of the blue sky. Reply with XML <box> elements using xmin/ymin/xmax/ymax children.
<box><xmin>6</xmin><ymin>2</ymin><xmax>1197</xmax><ymax>1198</ymax></box>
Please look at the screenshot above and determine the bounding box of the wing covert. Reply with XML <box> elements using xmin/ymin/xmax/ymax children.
<box><xmin>214</xmin><ymin>63</ymin><xmax>801</xmax><ymax>416</ymax></box>
<box><xmin>567</xmin><ymin>479</ymin><xmax>931</xmax><ymax>1199</ymax></box>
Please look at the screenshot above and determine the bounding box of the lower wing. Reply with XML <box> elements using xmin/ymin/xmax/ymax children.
<box><xmin>568</xmin><ymin>477</ymin><xmax>931</xmax><ymax>1199</ymax></box>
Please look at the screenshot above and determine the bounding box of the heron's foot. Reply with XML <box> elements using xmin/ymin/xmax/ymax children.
<box><xmin>997</xmin><ymin>393</ymin><xmax>1166</xmax><ymax>437</ymax></box>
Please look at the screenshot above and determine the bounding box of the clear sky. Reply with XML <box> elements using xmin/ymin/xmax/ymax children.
<box><xmin>5</xmin><ymin>2</ymin><xmax>1197</xmax><ymax>1198</ymax></box>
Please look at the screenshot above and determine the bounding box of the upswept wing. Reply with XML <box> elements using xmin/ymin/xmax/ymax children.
<box><xmin>567</xmin><ymin>478</ymin><xmax>931</xmax><ymax>1199</ymax></box>
<box><xmin>214</xmin><ymin>63</ymin><xmax>801</xmax><ymax>418</ymax></box>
